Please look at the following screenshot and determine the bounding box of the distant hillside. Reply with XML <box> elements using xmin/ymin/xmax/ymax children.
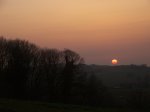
<box><xmin>84</xmin><ymin>65</ymin><xmax>150</xmax><ymax>88</ymax></box>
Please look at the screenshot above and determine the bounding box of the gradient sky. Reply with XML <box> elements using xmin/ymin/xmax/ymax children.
<box><xmin>0</xmin><ymin>0</ymin><xmax>150</xmax><ymax>65</ymax></box>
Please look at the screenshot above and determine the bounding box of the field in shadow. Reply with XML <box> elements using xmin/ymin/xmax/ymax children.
<box><xmin>0</xmin><ymin>99</ymin><xmax>149</xmax><ymax>112</ymax></box>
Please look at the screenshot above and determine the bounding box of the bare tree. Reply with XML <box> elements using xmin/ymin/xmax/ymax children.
<box><xmin>0</xmin><ymin>37</ymin><xmax>8</xmax><ymax>72</ymax></box>
<box><xmin>60</xmin><ymin>49</ymin><xmax>84</xmax><ymax>102</ymax></box>
<box><xmin>5</xmin><ymin>39</ymin><xmax>38</xmax><ymax>98</ymax></box>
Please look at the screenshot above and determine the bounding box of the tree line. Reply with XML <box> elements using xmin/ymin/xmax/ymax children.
<box><xmin>0</xmin><ymin>37</ymin><xmax>109</xmax><ymax>106</ymax></box>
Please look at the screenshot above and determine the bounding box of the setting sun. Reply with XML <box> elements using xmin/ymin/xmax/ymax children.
<box><xmin>112</xmin><ymin>59</ymin><xmax>118</xmax><ymax>65</ymax></box>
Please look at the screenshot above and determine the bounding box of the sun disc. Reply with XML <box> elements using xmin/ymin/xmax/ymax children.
<box><xmin>112</xmin><ymin>59</ymin><xmax>118</xmax><ymax>65</ymax></box>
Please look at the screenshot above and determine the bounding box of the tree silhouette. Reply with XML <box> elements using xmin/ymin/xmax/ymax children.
<box><xmin>0</xmin><ymin>37</ymin><xmax>117</xmax><ymax>107</ymax></box>
<box><xmin>5</xmin><ymin>39</ymin><xmax>37</xmax><ymax>98</ymax></box>
<box><xmin>59</xmin><ymin>49</ymin><xmax>84</xmax><ymax>102</ymax></box>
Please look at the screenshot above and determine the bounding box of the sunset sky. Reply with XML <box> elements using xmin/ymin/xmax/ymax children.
<box><xmin>0</xmin><ymin>0</ymin><xmax>150</xmax><ymax>65</ymax></box>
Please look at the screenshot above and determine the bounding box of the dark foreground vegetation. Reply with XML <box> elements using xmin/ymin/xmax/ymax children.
<box><xmin>0</xmin><ymin>99</ymin><xmax>149</xmax><ymax>112</ymax></box>
<box><xmin>0</xmin><ymin>37</ymin><xmax>150</xmax><ymax>111</ymax></box>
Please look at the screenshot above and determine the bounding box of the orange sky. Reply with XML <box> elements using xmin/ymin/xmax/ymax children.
<box><xmin>0</xmin><ymin>0</ymin><xmax>150</xmax><ymax>65</ymax></box>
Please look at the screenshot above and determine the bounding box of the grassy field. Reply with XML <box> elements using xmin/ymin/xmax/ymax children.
<box><xmin>0</xmin><ymin>99</ymin><xmax>149</xmax><ymax>112</ymax></box>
